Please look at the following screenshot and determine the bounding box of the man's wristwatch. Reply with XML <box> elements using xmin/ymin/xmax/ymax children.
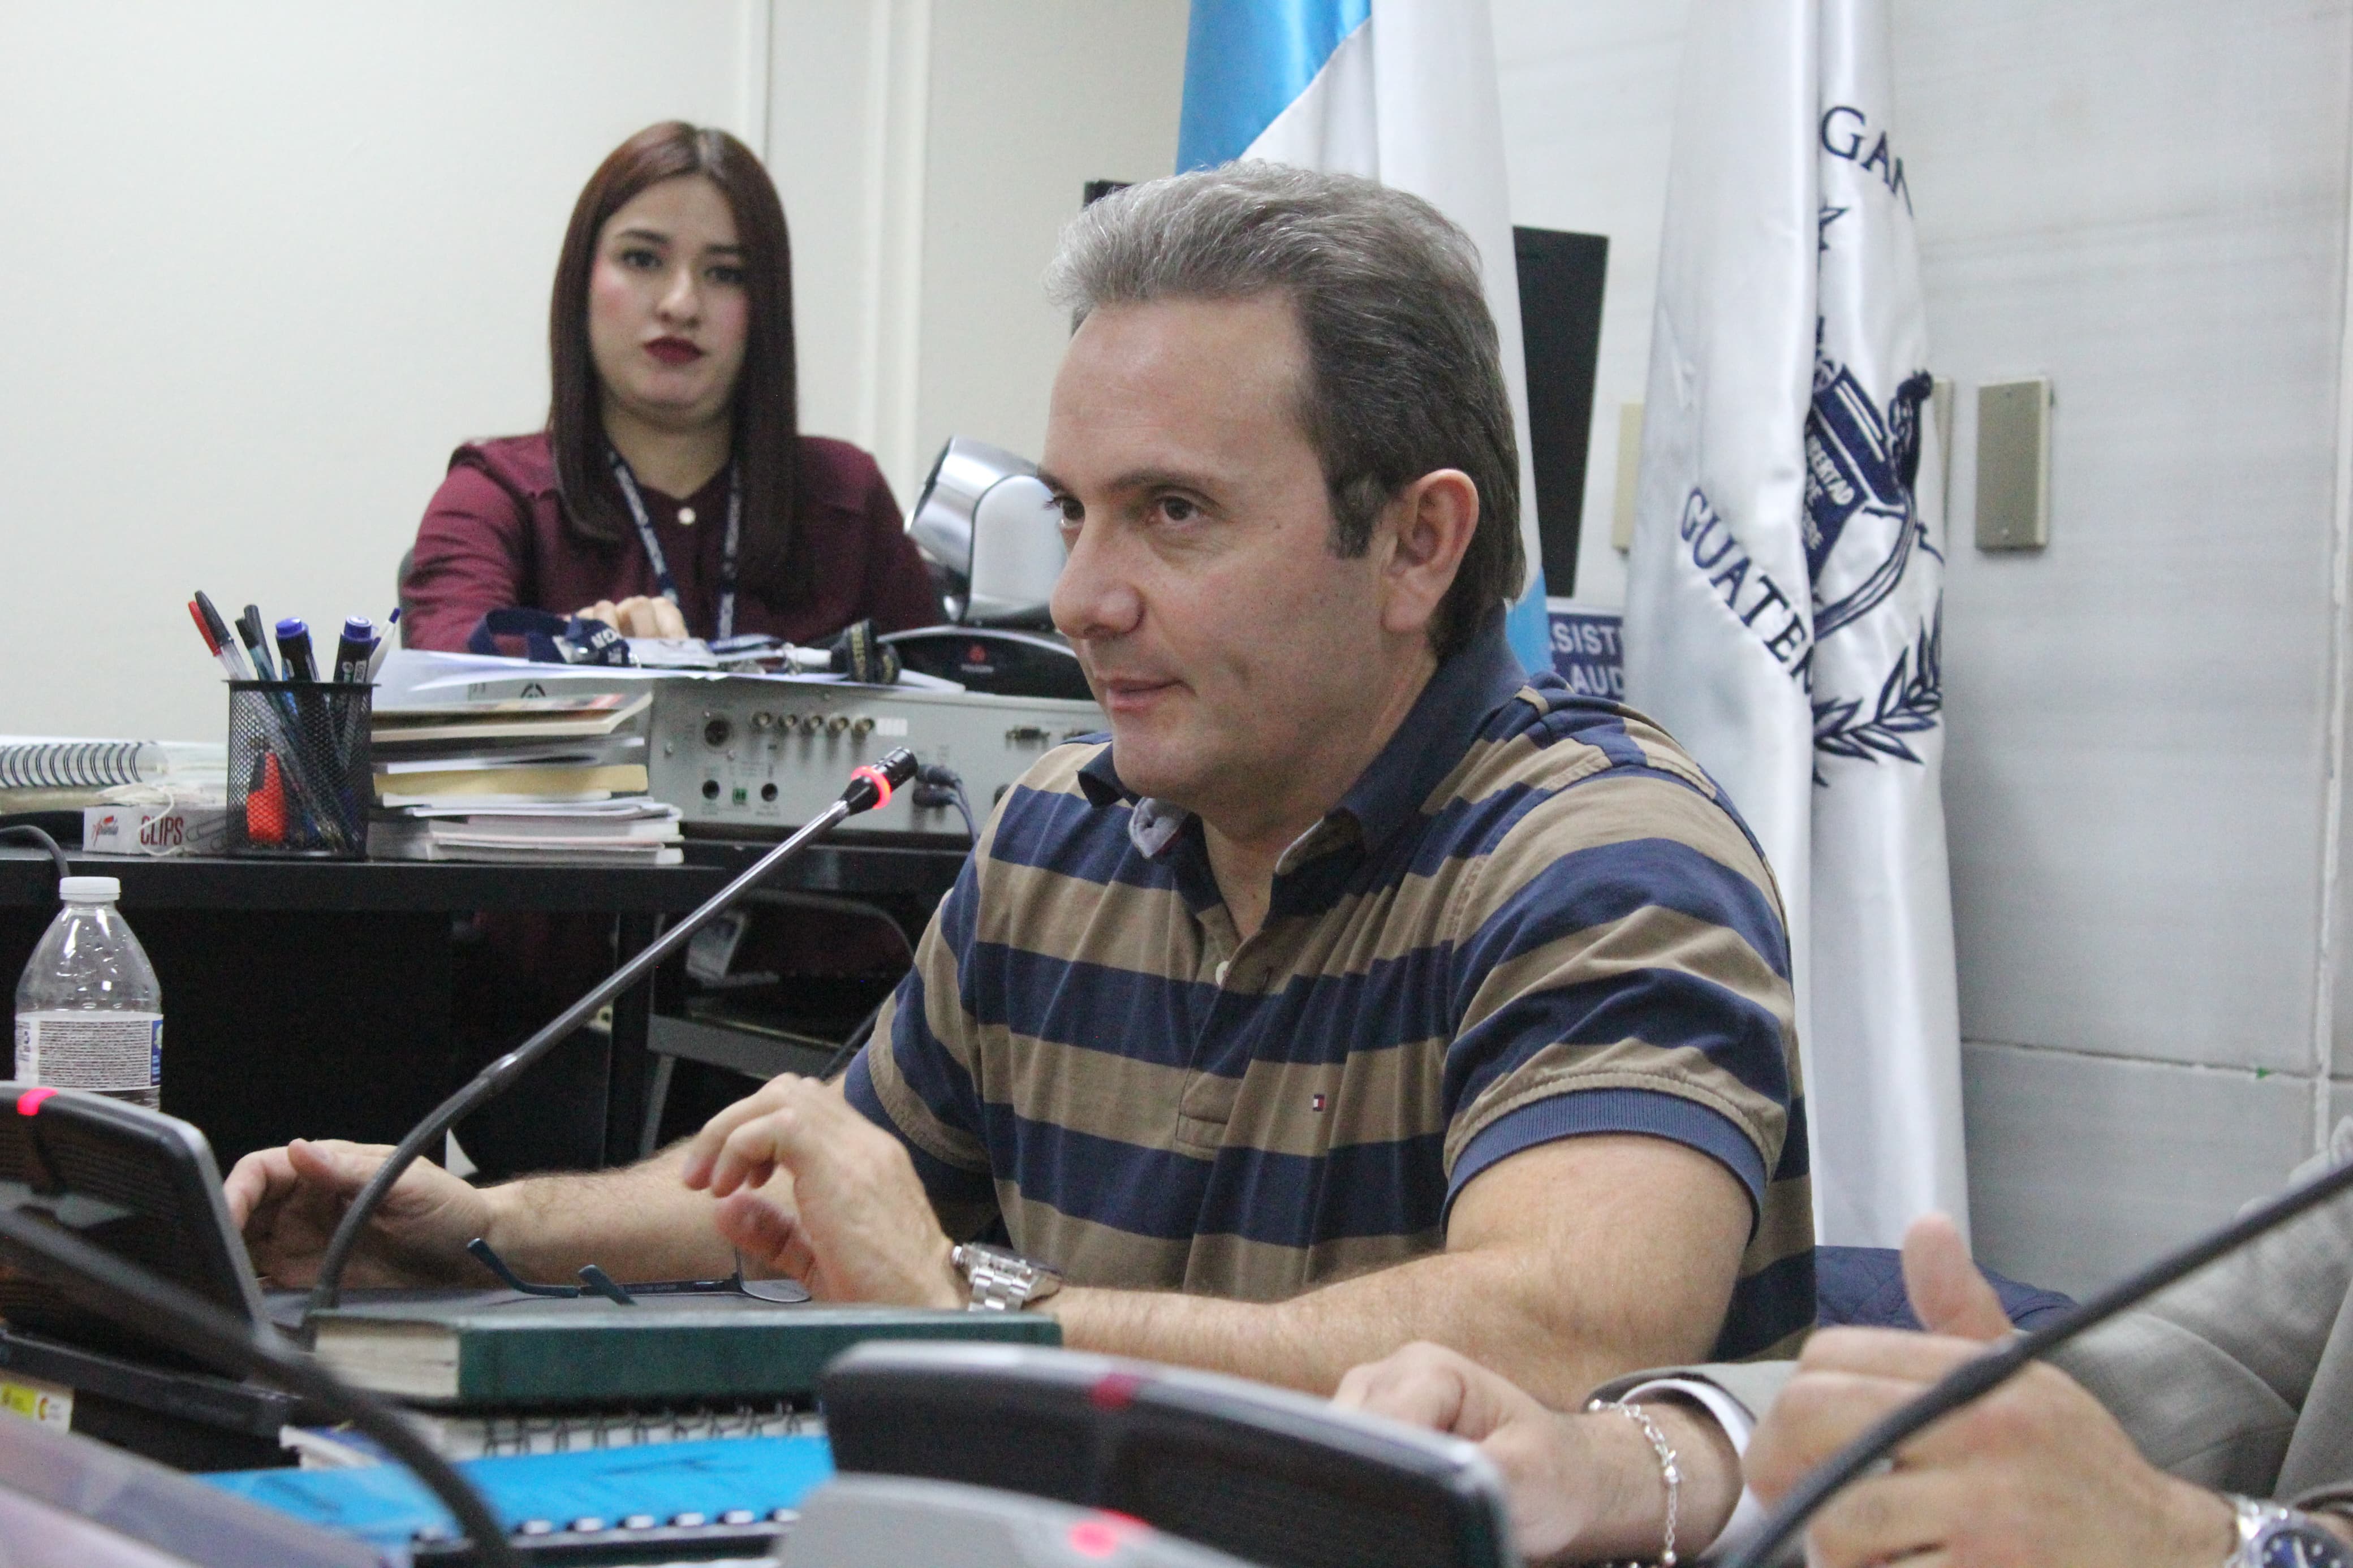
<box><xmin>950</xmin><ymin>1243</ymin><xmax>1065</xmax><ymax>1312</ymax></box>
<box><xmin>2226</xmin><ymin>1496</ymin><xmax>2353</xmax><ymax>1567</ymax></box>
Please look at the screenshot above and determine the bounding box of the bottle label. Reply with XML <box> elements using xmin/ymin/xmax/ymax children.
<box><xmin>15</xmin><ymin>1012</ymin><xmax>162</xmax><ymax>1094</ymax></box>
<box><xmin>0</xmin><ymin>1374</ymin><xmax>72</xmax><ymax>1431</ymax></box>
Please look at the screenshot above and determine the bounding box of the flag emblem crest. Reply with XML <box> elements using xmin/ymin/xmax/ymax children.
<box><xmin>1804</xmin><ymin>360</ymin><xmax>1933</xmax><ymax>617</ymax></box>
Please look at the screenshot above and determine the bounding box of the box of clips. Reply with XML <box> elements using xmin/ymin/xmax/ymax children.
<box><xmin>83</xmin><ymin>798</ymin><xmax>232</xmax><ymax>857</ymax></box>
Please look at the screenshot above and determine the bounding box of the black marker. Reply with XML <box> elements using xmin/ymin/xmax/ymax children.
<box><xmin>274</xmin><ymin>617</ymin><xmax>318</xmax><ymax>683</ymax></box>
<box><xmin>239</xmin><ymin>606</ymin><xmax>278</xmax><ymax>680</ymax></box>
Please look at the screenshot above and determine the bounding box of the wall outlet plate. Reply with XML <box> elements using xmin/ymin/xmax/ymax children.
<box><xmin>1611</xmin><ymin>401</ymin><xmax>1644</xmax><ymax>551</ymax></box>
<box><xmin>1976</xmin><ymin>378</ymin><xmax>2052</xmax><ymax>550</ymax></box>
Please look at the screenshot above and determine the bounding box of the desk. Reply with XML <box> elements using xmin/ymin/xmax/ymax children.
<box><xmin>0</xmin><ymin>839</ymin><xmax>965</xmax><ymax>1170</ymax></box>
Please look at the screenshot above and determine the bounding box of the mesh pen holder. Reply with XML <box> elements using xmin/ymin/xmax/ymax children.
<box><xmin>227</xmin><ymin>681</ymin><xmax>372</xmax><ymax>859</ymax></box>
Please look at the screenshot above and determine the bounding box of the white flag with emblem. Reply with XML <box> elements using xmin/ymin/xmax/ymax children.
<box><xmin>1624</xmin><ymin>0</ymin><xmax>1966</xmax><ymax>1246</ymax></box>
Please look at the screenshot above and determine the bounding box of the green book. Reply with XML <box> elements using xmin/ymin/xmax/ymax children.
<box><xmin>307</xmin><ymin>1296</ymin><xmax>1059</xmax><ymax>1409</ymax></box>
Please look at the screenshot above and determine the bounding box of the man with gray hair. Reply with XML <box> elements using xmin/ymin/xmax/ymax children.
<box><xmin>230</xmin><ymin>164</ymin><xmax>1811</xmax><ymax>1415</ymax></box>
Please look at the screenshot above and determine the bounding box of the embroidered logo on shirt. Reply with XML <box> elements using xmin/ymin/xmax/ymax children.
<box><xmin>1311</xmin><ymin>1094</ymin><xmax>1327</xmax><ymax>1113</ymax></box>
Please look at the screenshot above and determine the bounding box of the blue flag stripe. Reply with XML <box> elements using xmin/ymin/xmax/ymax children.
<box><xmin>1176</xmin><ymin>0</ymin><xmax>1371</xmax><ymax>172</ymax></box>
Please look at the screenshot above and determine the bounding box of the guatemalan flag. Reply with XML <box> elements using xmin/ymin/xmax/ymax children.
<box><xmin>1623</xmin><ymin>0</ymin><xmax>1967</xmax><ymax>1246</ymax></box>
<box><xmin>1176</xmin><ymin>0</ymin><xmax>1550</xmax><ymax>673</ymax></box>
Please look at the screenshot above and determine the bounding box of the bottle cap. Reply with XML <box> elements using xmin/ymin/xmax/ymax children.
<box><xmin>58</xmin><ymin>876</ymin><xmax>120</xmax><ymax>902</ymax></box>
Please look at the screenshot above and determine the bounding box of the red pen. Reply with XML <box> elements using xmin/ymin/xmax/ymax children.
<box><xmin>187</xmin><ymin>601</ymin><xmax>243</xmax><ymax>681</ymax></box>
<box><xmin>190</xmin><ymin>591</ymin><xmax>253</xmax><ymax>679</ymax></box>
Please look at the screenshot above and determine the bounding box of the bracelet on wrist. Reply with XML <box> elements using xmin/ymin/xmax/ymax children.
<box><xmin>1587</xmin><ymin>1397</ymin><xmax>1680</xmax><ymax>1567</ymax></box>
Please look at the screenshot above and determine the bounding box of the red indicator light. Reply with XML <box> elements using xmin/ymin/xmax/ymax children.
<box><xmin>1067</xmin><ymin>1514</ymin><xmax>1145</xmax><ymax>1560</ymax></box>
<box><xmin>850</xmin><ymin>766</ymin><xmax>894</xmax><ymax>810</ymax></box>
<box><xmin>17</xmin><ymin>1088</ymin><xmax>57</xmax><ymax>1116</ymax></box>
<box><xmin>1088</xmin><ymin>1371</ymin><xmax>1145</xmax><ymax>1411</ymax></box>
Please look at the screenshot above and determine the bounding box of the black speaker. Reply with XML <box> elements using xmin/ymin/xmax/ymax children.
<box><xmin>821</xmin><ymin>1343</ymin><xmax>1514</xmax><ymax>1568</ymax></box>
<box><xmin>1514</xmin><ymin>226</ymin><xmax>1609</xmax><ymax>598</ymax></box>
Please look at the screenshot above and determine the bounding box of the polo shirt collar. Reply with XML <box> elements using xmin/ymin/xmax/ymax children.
<box><xmin>1328</xmin><ymin>608</ymin><xmax>1528</xmax><ymax>850</ymax></box>
<box><xmin>1078</xmin><ymin>610</ymin><xmax>1529</xmax><ymax>863</ymax></box>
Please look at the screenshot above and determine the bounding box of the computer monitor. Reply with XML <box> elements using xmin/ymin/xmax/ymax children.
<box><xmin>0</xmin><ymin>1083</ymin><xmax>269</xmax><ymax>1370</ymax></box>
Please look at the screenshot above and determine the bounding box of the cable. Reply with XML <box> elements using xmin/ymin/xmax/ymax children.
<box><xmin>817</xmin><ymin>996</ymin><xmax>890</xmax><ymax>1083</ymax></box>
<box><xmin>800</xmin><ymin>764</ymin><xmax>968</xmax><ymax>1083</ymax></box>
<box><xmin>914</xmin><ymin>763</ymin><xmax>977</xmax><ymax>844</ymax></box>
<box><xmin>307</xmin><ymin>748</ymin><xmax>919</xmax><ymax>1318</ymax></box>
<box><xmin>0</xmin><ymin>1204</ymin><xmax>520</xmax><ymax>1568</ymax></box>
<box><xmin>0</xmin><ymin>824</ymin><xmax>72</xmax><ymax>884</ymax></box>
<box><xmin>1722</xmin><ymin>1148</ymin><xmax>2353</xmax><ymax>1568</ymax></box>
<box><xmin>808</xmin><ymin>764</ymin><xmax>971</xmax><ymax>1083</ymax></box>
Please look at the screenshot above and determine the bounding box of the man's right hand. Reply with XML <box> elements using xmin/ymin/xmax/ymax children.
<box><xmin>224</xmin><ymin>1139</ymin><xmax>493</xmax><ymax>1289</ymax></box>
<box><xmin>1745</xmin><ymin>1215</ymin><xmax>2237</xmax><ymax>1568</ymax></box>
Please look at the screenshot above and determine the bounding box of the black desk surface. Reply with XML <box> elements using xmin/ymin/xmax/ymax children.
<box><xmin>0</xmin><ymin>837</ymin><xmax>967</xmax><ymax>913</ymax></box>
<box><xmin>0</xmin><ymin>836</ymin><xmax>966</xmax><ymax>1166</ymax></box>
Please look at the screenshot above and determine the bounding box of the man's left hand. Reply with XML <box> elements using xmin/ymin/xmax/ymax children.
<box><xmin>678</xmin><ymin>1075</ymin><xmax>962</xmax><ymax>1310</ymax></box>
<box><xmin>1337</xmin><ymin>1341</ymin><xmax>1743</xmax><ymax>1563</ymax></box>
<box><xmin>1745</xmin><ymin>1215</ymin><xmax>2235</xmax><ymax>1567</ymax></box>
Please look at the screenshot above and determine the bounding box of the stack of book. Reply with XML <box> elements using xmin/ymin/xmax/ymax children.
<box><xmin>368</xmin><ymin>693</ymin><xmax>682</xmax><ymax>864</ymax></box>
<box><xmin>279</xmin><ymin>1293</ymin><xmax>1058</xmax><ymax>1465</ymax></box>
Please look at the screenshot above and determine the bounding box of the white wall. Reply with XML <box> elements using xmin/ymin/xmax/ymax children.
<box><xmin>1493</xmin><ymin>0</ymin><xmax>2353</xmax><ymax>1297</ymax></box>
<box><xmin>769</xmin><ymin>0</ymin><xmax>1187</xmax><ymax>505</ymax></box>
<box><xmin>909</xmin><ymin>0</ymin><xmax>1188</xmax><ymax>500</ymax></box>
<box><xmin>1907</xmin><ymin>0</ymin><xmax>2352</xmax><ymax>1295</ymax></box>
<box><xmin>1493</xmin><ymin>2</ymin><xmax>1691</xmax><ymax>610</ymax></box>
<box><xmin>0</xmin><ymin>5</ymin><xmax>759</xmax><ymax>741</ymax></box>
<box><xmin>0</xmin><ymin>1</ymin><xmax>1184</xmax><ymax>742</ymax></box>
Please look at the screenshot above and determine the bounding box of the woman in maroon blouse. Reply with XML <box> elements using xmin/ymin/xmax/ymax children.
<box><xmin>414</xmin><ymin>124</ymin><xmax>937</xmax><ymax>1177</ymax></box>
<box><xmin>402</xmin><ymin>122</ymin><xmax>939</xmax><ymax>651</ymax></box>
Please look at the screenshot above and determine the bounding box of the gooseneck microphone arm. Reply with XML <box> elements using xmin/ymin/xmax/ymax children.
<box><xmin>1722</xmin><ymin>1148</ymin><xmax>2353</xmax><ymax>1568</ymax></box>
<box><xmin>304</xmin><ymin>748</ymin><xmax>919</xmax><ymax>1320</ymax></box>
<box><xmin>0</xmin><ymin>1206</ymin><xmax>522</xmax><ymax>1568</ymax></box>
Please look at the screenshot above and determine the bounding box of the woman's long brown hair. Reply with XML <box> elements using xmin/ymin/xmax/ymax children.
<box><xmin>548</xmin><ymin>122</ymin><xmax>801</xmax><ymax>603</ymax></box>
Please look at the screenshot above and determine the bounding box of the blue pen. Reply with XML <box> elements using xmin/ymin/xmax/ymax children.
<box><xmin>275</xmin><ymin>617</ymin><xmax>318</xmax><ymax>683</ymax></box>
<box><xmin>333</xmin><ymin>617</ymin><xmax>377</xmax><ymax>684</ymax></box>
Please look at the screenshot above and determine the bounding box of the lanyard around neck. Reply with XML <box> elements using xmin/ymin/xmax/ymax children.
<box><xmin>606</xmin><ymin>447</ymin><xmax>742</xmax><ymax>641</ymax></box>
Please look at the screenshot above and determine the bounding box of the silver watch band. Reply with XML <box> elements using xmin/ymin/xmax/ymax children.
<box><xmin>2235</xmin><ymin>1496</ymin><xmax>2290</xmax><ymax>1563</ymax></box>
<box><xmin>2227</xmin><ymin>1495</ymin><xmax>2353</xmax><ymax>1567</ymax></box>
<box><xmin>951</xmin><ymin>1243</ymin><xmax>1061</xmax><ymax>1312</ymax></box>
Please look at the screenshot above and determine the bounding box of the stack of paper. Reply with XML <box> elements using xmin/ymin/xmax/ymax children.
<box><xmin>369</xmin><ymin>693</ymin><xmax>678</xmax><ymax>863</ymax></box>
<box><xmin>365</xmin><ymin>799</ymin><xmax>683</xmax><ymax>865</ymax></box>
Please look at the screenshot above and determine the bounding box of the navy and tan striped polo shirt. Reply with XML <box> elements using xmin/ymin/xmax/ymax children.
<box><xmin>847</xmin><ymin>619</ymin><xmax>1813</xmax><ymax>1360</ymax></box>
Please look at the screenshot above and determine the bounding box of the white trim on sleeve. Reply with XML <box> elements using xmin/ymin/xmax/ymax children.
<box><xmin>1622</xmin><ymin>1377</ymin><xmax>1768</xmax><ymax>1562</ymax></box>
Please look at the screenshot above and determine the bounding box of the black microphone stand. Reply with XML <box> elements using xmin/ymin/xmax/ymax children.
<box><xmin>1723</xmin><ymin>1148</ymin><xmax>2353</xmax><ymax>1568</ymax></box>
<box><xmin>304</xmin><ymin>748</ymin><xmax>919</xmax><ymax>1321</ymax></box>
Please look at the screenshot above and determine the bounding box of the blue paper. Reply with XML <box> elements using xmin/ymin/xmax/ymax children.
<box><xmin>198</xmin><ymin>1435</ymin><xmax>834</xmax><ymax>1548</ymax></box>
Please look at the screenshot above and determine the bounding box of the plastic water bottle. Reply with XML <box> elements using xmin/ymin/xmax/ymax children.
<box><xmin>13</xmin><ymin>876</ymin><xmax>163</xmax><ymax>1108</ymax></box>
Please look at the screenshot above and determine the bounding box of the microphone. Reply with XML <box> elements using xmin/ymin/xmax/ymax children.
<box><xmin>1722</xmin><ymin>1146</ymin><xmax>2353</xmax><ymax>1568</ymax></box>
<box><xmin>303</xmin><ymin>746</ymin><xmax>920</xmax><ymax>1320</ymax></box>
<box><xmin>0</xmin><ymin>1203</ymin><xmax>520</xmax><ymax>1568</ymax></box>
